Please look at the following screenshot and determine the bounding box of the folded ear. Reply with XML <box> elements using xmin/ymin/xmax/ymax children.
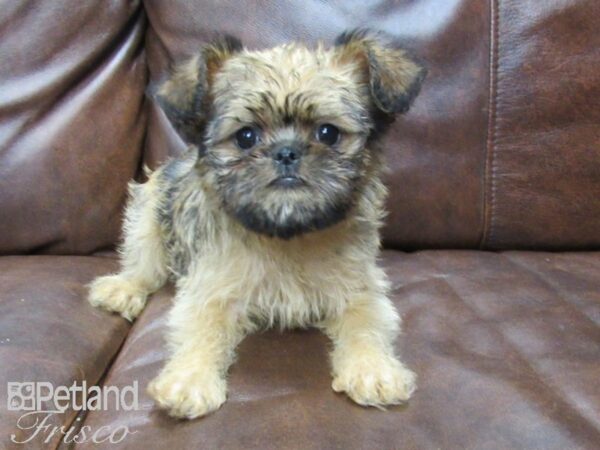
<box><xmin>150</xmin><ymin>35</ymin><xmax>243</xmax><ymax>143</ymax></box>
<box><xmin>335</xmin><ymin>29</ymin><xmax>426</xmax><ymax>115</ymax></box>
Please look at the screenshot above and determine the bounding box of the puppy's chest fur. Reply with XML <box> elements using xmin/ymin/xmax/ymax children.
<box><xmin>151</xmin><ymin>151</ymin><xmax>386</xmax><ymax>328</ymax></box>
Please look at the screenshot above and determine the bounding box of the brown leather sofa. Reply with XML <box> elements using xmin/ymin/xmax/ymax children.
<box><xmin>1</xmin><ymin>1</ymin><xmax>599</xmax><ymax>449</ymax></box>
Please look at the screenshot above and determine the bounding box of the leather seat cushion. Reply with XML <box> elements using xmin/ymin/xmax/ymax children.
<box><xmin>75</xmin><ymin>250</ymin><xmax>600</xmax><ymax>449</ymax></box>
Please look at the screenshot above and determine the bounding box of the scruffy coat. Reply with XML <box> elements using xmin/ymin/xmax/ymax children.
<box><xmin>89</xmin><ymin>29</ymin><xmax>425</xmax><ymax>419</ymax></box>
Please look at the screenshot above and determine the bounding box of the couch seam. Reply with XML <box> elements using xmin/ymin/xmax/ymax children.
<box><xmin>136</xmin><ymin>0</ymin><xmax>172</xmax><ymax>178</ymax></box>
<box><xmin>59</xmin><ymin>322</ymin><xmax>138</xmax><ymax>450</ymax></box>
<box><xmin>481</xmin><ymin>0</ymin><xmax>500</xmax><ymax>249</ymax></box>
<box><xmin>135</xmin><ymin>5</ymin><xmax>152</xmax><ymax>181</ymax></box>
<box><xmin>51</xmin><ymin>264</ymin><xmax>139</xmax><ymax>449</ymax></box>
<box><xmin>66</xmin><ymin>287</ymin><xmax>162</xmax><ymax>449</ymax></box>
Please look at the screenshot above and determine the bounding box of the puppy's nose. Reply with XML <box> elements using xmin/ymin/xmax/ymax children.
<box><xmin>274</xmin><ymin>147</ymin><xmax>300</xmax><ymax>167</ymax></box>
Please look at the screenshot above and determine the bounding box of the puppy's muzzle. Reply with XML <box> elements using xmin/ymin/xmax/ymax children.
<box><xmin>271</xmin><ymin>144</ymin><xmax>305</xmax><ymax>187</ymax></box>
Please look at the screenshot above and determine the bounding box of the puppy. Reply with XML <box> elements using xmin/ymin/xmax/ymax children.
<box><xmin>89</xmin><ymin>29</ymin><xmax>426</xmax><ymax>419</ymax></box>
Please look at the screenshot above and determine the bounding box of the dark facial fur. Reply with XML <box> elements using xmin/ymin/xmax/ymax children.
<box><xmin>154</xmin><ymin>30</ymin><xmax>425</xmax><ymax>239</ymax></box>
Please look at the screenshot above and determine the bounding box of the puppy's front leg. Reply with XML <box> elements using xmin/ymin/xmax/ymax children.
<box><xmin>323</xmin><ymin>288</ymin><xmax>416</xmax><ymax>408</ymax></box>
<box><xmin>148</xmin><ymin>278</ymin><xmax>245</xmax><ymax>419</ymax></box>
<box><xmin>89</xmin><ymin>177</ymin><xmax>168</xmax><ymax>321</ymax></box>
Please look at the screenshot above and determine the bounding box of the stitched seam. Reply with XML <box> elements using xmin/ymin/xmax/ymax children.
<box><xmin>65</xmin><ymin>301</ymin><xmax>148</xmax><ymax>448</ymax></box>
<box><xmin>482</xmin><ymin>0</ymin><xmax>500</xmax><ymax>248</ymax></box>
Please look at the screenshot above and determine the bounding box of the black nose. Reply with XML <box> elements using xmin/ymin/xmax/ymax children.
<box><xmin>274</xmin><ymin>147</ymin><xmax>300</xmax><ymax>167</ymax></box>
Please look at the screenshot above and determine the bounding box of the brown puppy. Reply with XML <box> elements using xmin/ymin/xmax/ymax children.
<box><xmin>89</xmin><ymin>29</ymin><xmax>426</xmax><ymax>419</ymax></box>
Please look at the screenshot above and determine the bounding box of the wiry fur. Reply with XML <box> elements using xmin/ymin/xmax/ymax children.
<box><xmin>89</xmin><ymin>30</ymin><xmax>425</xmax><ymax>419</ymax></box>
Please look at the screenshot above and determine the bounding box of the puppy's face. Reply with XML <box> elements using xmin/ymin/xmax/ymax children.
<box><xmin>155</xmin><ymin>30</ymin><xmax>425</xmax><ymax>239</ymax></box>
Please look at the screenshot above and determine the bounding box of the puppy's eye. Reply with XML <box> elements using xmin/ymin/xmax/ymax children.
<box><xmin>316</xmin><ymin>124</ymin><xmax>340</xmax><ymax>146</ymax></box>
<box><xmin>235</xmin><ymin>127</ymin><xmax>259</xmax><ymax>150</ymax></box>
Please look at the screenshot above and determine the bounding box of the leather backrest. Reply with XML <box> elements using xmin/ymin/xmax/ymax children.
<box><xmin>0</xmin><ymin>0</ymin><xmax>147</xmax><ymax>254</ymax></box>
<box><xmin>2</xmin><ymin>0</ymin><xmax>599</xmax><ymax>253</ymax></box>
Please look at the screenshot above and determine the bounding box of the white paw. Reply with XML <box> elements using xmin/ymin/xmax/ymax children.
<box><xmin>148</xmin><ymin>367</ymin><xmax>227</xmax><ymax>419</ymax></box>
<box><xmin>332</xmin><ymin>354</ymin><xmax>416</xmax><ymax>407</ymax></box>
<box><xmin>88</xmin><ymin>275</ymin><xmax>148</xmax><ymax>321</ymax></box>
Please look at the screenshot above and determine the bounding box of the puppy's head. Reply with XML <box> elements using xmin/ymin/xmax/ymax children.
<box><xmin>154</xmin><ymin>30</ymin><xmax>426</xmax><ymax>239</ymax></box>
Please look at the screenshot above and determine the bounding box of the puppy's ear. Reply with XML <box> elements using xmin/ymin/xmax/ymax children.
<box><xmin>150</xmin><ymin>35</ymin><xmax>243</xmax><ymax>143</ymax></box>
<box><xmin>335</xmin><ymin>29</ymin><xmax>426</xmax><ymax>115</ymax></box>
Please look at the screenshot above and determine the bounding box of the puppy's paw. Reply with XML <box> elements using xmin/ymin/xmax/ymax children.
<box><xmin>88</xmin><ymin>275</ymin><xmax>148</xmax><ymax>321</ymax></box>
<box><xmin>332</xmin><ymin>354</ymin><xmax>416</xmax><ymax>407</ymax></box>
<box><xmin>148</xmin><ymin>367</ymin><xmax>227</xmax><ymax>419</ymax></box>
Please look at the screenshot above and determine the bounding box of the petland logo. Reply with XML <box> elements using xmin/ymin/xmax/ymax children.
<box><xmin>7</xmin><ymin>381</ymin><xmax>139</xmax><ymax>444</ymax></box>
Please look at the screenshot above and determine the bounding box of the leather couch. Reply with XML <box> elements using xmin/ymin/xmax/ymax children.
<box><xmin>1</xmin><ymin>1</ymin><xmax>599</xmax><ymax>448</ymax></box>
